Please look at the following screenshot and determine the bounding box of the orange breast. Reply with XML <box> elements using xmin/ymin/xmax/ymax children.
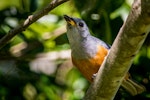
<box><xmin>72</xmin><ymin>45</ymin><xmax>108</xmax><ymax>82</ymax></box>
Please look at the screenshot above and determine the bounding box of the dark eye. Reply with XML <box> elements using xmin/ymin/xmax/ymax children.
<box><xmin>78</xmin><ymin>22</ymin><xmax>84</xmax><ymax>27</ymax></box>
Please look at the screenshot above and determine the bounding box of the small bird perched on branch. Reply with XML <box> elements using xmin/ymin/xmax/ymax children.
<box><xmin>64</xmin><ymin>15</ymin><xmax>146</xmax><ymax>96</ymax></box>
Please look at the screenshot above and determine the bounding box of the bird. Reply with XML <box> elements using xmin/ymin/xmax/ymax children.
<box><xmin>64</xmin><ymin>15</ymin><xmax>146</xmax><ymax>96</ymax></box>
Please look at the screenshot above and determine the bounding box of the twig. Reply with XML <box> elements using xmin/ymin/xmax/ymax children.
<box><xmin>0</xmin><ymin>0</ymin><xmax>69</xmax><ymax>49</ymax></box>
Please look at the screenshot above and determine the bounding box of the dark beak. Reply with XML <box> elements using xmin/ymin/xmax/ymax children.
<box><xmin>64</xmin><ymin>15</ymin><xmax>76</xmax><ymax>26</ymax></box>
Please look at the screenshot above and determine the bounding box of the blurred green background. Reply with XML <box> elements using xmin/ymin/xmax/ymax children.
<box><xmin>0</xmin><ymin>0</ymin><xmax>150</xmax><ymax>100</ymax></box>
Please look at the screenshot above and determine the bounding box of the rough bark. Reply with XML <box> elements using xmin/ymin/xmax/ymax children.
<box><xmin>0</xmin><ymin>0</ymin><xmax>69</xmax><ymax>49</ymax></box>
<box><xmin>83</xmin><ymin>0</ymin><xmax>150</xmax><ymax>100</ymax></box>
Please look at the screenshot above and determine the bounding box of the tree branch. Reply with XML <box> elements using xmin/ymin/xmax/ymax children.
<box><xmin>84</xmin><ymin>0</ymin><xmax>150</xmax><ymax>100</ymax></box>
<box><xmin>0</xmin><ymin>0</ymin><xmax>69</xmax><ymax>49</ymax></box>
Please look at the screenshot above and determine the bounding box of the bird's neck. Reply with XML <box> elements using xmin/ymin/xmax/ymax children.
<box><xmin>68</xmin><ymin>35</ymin><xmax>97</xmax><ymax>59</ymax></box>
<box><xmin>66</xmin><ymin>28</ymin><xmax>97</xmax><ymax>59</ymax></box>
<box><xmin>70</xmin><ymin>39</ymin><xmax>89</xmax><ymax>59</ymax></box>
<box><xmin>69</xmin><ymin>35</ymin><xmax>87</xmax><ymax>54</ymax></box>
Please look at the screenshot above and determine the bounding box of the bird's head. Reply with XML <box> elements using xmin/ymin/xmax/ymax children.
<box><xmin>64</xmin><ymin>15</ymin><xmax>90</xmax><ymax>39</ymax></box>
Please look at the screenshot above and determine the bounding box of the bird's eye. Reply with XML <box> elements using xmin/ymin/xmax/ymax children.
<box><xmin>78</xmin><ymin>22</ymin><xmax>84</xmax><ymax>27</ymax></box>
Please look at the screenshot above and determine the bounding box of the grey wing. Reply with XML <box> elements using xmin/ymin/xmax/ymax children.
<box><xmin>91</xmin><ymin>36</ymin><xmax>111</xmax><ymax>49</ymax></box>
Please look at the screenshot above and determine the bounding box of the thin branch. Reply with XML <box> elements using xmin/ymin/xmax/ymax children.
<box><xmin>0</xmin><ymin>0</ymin><xmax>69</xmax><ymax>49</ymax></box>
<box><xmin>84</xmin><ymin>0</ymin><xmax>150</xmax><ymax>100</ymax></box>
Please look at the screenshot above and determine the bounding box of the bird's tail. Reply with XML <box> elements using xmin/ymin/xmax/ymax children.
<box><xmin>121</xmin><ymin>76</ymin><xmax>146</xmax><ymax>96</ymax></box>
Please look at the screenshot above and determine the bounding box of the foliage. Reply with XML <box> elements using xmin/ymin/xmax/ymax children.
<box><xmin>0</xmin><ymin>0</ymin><xmax>150</xmax><ymax>100</ymax></box>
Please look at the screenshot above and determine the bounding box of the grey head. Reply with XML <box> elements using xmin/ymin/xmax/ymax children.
<box><xmin>64</xmin><ymin>15</ymin><xmax>90</xmax><ymax>44</ymax></box>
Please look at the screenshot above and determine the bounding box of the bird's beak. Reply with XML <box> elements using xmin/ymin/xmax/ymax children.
<box><xmin>64</xmin><ymin>15</ymin><xmax>76</xmax><ymax>26</ymax></box>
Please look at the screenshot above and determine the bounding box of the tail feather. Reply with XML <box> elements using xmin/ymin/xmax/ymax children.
<box><xmin>121</xmin><ymin>78</ymin><xmax>146</xmax><ymax>96</ymax></box>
